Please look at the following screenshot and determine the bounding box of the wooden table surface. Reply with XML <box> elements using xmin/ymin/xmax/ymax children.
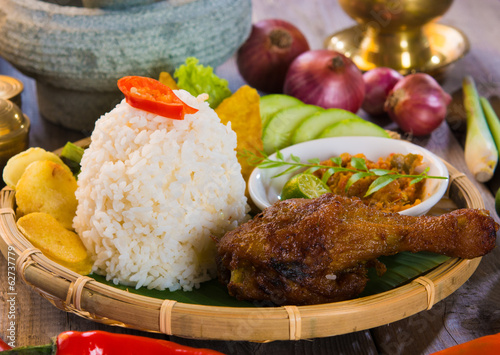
<box><xmin>1</xmin><ymin>0</ymin><xmax>500</xmax><ymax>354</ymax></box>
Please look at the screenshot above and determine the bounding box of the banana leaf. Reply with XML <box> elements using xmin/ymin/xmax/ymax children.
<box><xmin>90</xmin><ymin>251</ymin><xmax>449</xmax><ymax>307</ymax></box>
<box><xmin>360</xmin><ymin>251</ymin><xmax>450</xmax><ymax>297</ymax></box>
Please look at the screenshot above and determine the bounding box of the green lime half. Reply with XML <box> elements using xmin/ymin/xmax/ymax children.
<box><xmin>280</xmin><ymin>173</ymin><xmax>331</xmax><ymax>200</ymax></box>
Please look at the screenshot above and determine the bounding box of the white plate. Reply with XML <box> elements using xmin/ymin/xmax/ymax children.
<box><xmin>248</xmin><ymin>136</ymin><xmax>449</xmax><ymax>216</ymax></box>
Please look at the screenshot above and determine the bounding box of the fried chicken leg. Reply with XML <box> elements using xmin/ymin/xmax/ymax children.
<box><xmin>216</xmin><ymin>194</ymin><xmax>498</xmax><ymax>305</ymax></box>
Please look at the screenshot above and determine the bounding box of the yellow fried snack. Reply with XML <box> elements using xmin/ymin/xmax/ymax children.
<box><xmin>3</xmin><ymin>147</ymin><xmax>70</xmax><ymax>188</ymax></box>
<box><xmin>215</xmin><ymin>85</ymin><xmax>263</xmax><ymax>188</ymax></box>
<box><xmin>17</xmin><ymin>212</ymin><xmax>93</xmax><ymax>275</ymax></box>
<box><xmin>159</xmin><ymin>71</ymin><xmax>179</xmax><ymax>90</ymax></box>
<box><xmin>16</xmin><ymin>160</ymin><xmax>78</xmax><ymax>230</ymax></box>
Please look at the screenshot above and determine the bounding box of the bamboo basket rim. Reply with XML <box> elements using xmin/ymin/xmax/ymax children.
<box><xmin>0</xmin><ymin>138</ymin><xmax>486</xmax><ymax>342</ymax></box>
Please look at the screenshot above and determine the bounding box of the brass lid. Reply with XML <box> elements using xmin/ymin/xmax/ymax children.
<box><xmin>0</xmin><ymin>75</ymin><xmax>23</xmax><ymax>102</ymax></box>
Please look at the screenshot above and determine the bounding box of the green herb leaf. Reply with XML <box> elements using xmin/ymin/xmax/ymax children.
<box><xmin>274</xmin><ymin>165</ymin><xmax>302</xmax><ymax>177</ymax></box>
<box><xmin>307</xmin><ymin>166</ymin><xmax>321</xmax><ymax>174</ymax></box>
<box><xmin>346</xmin><ymin>172</ymin><xmax>372</xmax><ymax>192</ymax></box>
<box><xmin>330</xmin><ymin>157</ymin><xmax>342</xmax><ymax>166</ymax></box>
<box><xmin>409</xmin><ymin>176</ymin><xmax>425</xmax><ymax>185</ymax></box>
<box><xmin>365</xmin><ymin>175</ymin><xmax>399</xmax><ymax>196</ymax></box>
<box><xmin>369</xmin><ymin>168</ymin><xmax>394</xmax><ymax>176</ymax></box>
<box><xmin>321</xmin><ymin>168</ymin><xmax>335</xmax><ymax>184</ymax></box>
<box><xmin>258</xmin><ymin>161</ymin><xmax>284</xmax><ymax>169</ymax></box>
<box><xmin>351</xmin><ymin>157</ymin><xmax>368</xmax><ymax>171</ymax></box>
<box><xmin>291</xmin><ymin>154</ymin><xmax>301</xmax><ymax>163</ymax></box>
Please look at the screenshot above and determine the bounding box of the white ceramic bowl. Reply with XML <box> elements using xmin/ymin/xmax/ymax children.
<box><xmin>248</xmin><ymin>136</ymin><xmax>449</xmax><ymax>216</ymax></box>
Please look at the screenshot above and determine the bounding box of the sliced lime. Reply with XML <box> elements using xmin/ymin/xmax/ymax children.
<box><xmin>280</xmin><ymin>173</ymin><xmax>331</xmax><ymax>200</ymax></box>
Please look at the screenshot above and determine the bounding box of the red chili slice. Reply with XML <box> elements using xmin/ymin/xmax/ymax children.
<box><xmin>117</xmin><ymin>76</ymin><xmax>198</xmax><ymax>120</ymax></box>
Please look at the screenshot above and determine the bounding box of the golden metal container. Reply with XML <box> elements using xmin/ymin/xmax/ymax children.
<box><xmin>0</xmin><ymin>75</ymin><xmax>23</xmax><ymax>107</ymax></box>
<box><xmin>0</xmin><ymin>99</ymin><xmax>30</xmax><ymax>175</ymax></box>
<box><xmin>325</xmin><ymin>0</ymin><xmax>469</xmax><ymax>76</ymax></box>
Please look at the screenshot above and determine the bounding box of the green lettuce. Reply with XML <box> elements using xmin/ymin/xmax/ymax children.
<box><xmin>174</xmin><ymin>57</ymin><xmax>232</xmax><ymax>109</ymax></box>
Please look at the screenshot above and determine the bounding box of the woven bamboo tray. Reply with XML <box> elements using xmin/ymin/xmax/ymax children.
<box><xmin>0</xmin><ymin>139</ymin><xmax>485</xmax><ymax>342</ymax></box>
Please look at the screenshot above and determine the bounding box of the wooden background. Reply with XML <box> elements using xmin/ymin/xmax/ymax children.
<box><xmin>1</xmin><ymin>0</ymin><xmax>500</xmax><ymax>354</ymax></box>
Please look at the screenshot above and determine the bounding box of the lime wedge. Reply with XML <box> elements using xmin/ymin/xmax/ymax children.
<box><xmin>281</xmin><ymin>173</ymin><xmax>331</xmax><ymax>200</ymax></box>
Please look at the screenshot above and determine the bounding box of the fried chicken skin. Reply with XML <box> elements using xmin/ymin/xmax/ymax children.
<box><xmin>216</xmin><ymin>194</ymin><xmax>498</xmax><ymax>306</ymax></box>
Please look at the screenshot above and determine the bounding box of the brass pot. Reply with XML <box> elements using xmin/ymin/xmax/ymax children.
<box><xmin>326</xmin><ymin>0</ymin><xmax>468</xmax><ymax>75</ymax></box>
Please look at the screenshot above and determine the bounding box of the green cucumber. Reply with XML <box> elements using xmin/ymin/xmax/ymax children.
<box><xmin>318</xmin><ymin>118</ymin><xmax>390</xmax><ymax>138</ymax></box>
<box><xmin>291</xmin><ymin>108</ymin><xmax>362</xmax><ymax>145</ymax></box>
<box><xmin>263</xmin><ymin>104</ymin><xmax>323</xmax><ymax>154</ymax></box>
<box><xmin>260</xmin><ymin>94</ymin><xmax>303</xmax><ymax>128</ymax></box>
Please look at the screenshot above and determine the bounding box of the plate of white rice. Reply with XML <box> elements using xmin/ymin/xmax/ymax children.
<box><xmin>73</xmin><ymin>89</ymin><xmax>250</xmax><ymax>292</ymax></box>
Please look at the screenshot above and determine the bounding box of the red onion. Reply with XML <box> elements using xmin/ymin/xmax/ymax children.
<box><xmin>384</xmin><ymin>73</ymin><xmax>451</xmax><ymax>136</ymax></box>
<box><xmin>236</xmin><ymin>19</ymin><xmax>310</xmax><ymax>93</ymax></box>
<box><xmin>362</xmin><ymin>67</ymin><xmax>403</xmax><ymax>116</ymax></box>
<box><xmin>283</xmin><ymin>50</ymin><xmax>365</xmax><ymax>113</ymax></box>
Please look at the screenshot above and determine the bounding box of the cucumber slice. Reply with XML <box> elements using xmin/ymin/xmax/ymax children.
<box><xmin>291</xmin><ymin>108</ymin><xmax>362</xmax><ymax>145</ymax></box>
<box><xmin>318</xmin><ymin>118</ymin><xmax>390</xmax><ymax>138</ymax></box>
<box><xmin>263</xmin><ymin>104</ymin><xmax>323</xmax><ymax>154</ymax></box>
<box><xmin>260</xmin><ymin>94</ymin><xmax>303</xmax><ymax>128</ymax></box>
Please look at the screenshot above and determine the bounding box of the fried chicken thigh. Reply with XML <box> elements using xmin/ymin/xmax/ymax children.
<box><xmin>216</xmin><ymin>194</ymin><xmax>498</xmax><ymax>305</ymax></box>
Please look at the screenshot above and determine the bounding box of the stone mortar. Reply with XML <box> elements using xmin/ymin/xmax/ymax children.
<box><xmin>0</xmin><ymin>0</ymin><xmax>252</xmax><ymax>131</ymax></box>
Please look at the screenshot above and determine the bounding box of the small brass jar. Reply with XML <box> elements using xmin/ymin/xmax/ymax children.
<box><xmin>0</xmin><ymin>75</ymin><xmax>23</xmax><ymax>108</ymax></box>
<box><xmin>0</xmin><ymin>98</ymin><xmax>30</xmax><ymax>175</ymax></box>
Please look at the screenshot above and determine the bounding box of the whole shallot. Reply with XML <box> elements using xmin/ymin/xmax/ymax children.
<box><xmin>362</xmin><ymin>67</ymin><xmax>403</xmax><ymax>116</ymax></box>
<box><xmin>384</xmin><ymin>73</ymin><xmax>451</xmax><ymax>136</ymax></box>
<box><xmin>283</xmin><ymin>50</ymin><xmax>365</xmax><ymax>113</ymax></box>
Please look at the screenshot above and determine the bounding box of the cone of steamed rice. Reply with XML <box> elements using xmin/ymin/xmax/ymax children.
<box><xmin>73</xmin><ymin>76</ymin><xmax>249</xmax><ymax>291</ymax></box>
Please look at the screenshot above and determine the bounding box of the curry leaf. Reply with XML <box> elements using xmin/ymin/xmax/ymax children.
<box><xmin>346</xmin><ymin>172</ymin><xmax>372</xmax><ymax>193</ymax></box>
<box><xmin>291</xmin><ymin>154</ymin><xmax>301</xmax><ymax>163</ymax></box>
<box><xmin>307</xmin><ymin>166</ymin><xmax>321</xmax><ymax>174</ymax></box>
<box><xmin>321</xmin><ymin>168</ymin><xmax>335</xmax><ymax>184</ymax></box>
<box><xmin>364</xmin><ymin>175</ymin><xmax>399</xmax><ymax>196</ymax></box>
<box><xmin>351</xmin><ymin>157</ymin><xmax>368</xmax><ymax>171</ymax></box>
<box><xmin>410</xmin><ymin>176</ymin><xmax>425</xmax><ymax>185</ymax></box>
<box><xmin>330</xmin><ymin>157</ymin><xmax>342</xmax><ymax>166</ymax></box>
<box><xmin>369</xmin><ymin>168</ymin><xmax>394</xmax><ymax>176</ymax></box>
<box><xmin>273</xmin><ymin>165</ymin><xmax>302</xmax><ymax>177</ymax></box>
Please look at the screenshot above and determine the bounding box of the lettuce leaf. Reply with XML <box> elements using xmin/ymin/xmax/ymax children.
<box><xmin>174</xmin><ymin>57</ymin><xmax>232</xmax><ymax>109</ymax></box>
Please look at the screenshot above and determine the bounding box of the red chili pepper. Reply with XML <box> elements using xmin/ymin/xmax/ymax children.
<box><xmin>117</xmin><ymin>76</ymin><xmax>198</xmax><ymax>120</ymax></box>
<box><xmin>55</xmin><ymin>331</ymin><xmax>225</xmax><ymax>355</ymax></box>
<box><xmin>0</xmin><ymin>337</ymin><xmax>11</xmax><ymax>351</ymax></box>
<box><xmin>431</xmin><ymin>333</ymin><xmax>500</xmax><ymax>355</ymax></box>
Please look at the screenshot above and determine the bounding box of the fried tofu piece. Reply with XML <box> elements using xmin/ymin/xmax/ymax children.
<box><xmin>16</xmin><ymin>160</ymin><xmax>77</xmax><ymax>230</ymax></box>
<box><xmin>215</xmin><ymin>85</ymin><xmax>263</xmax><ymax>211</ymax></box>
<box><xmin>3</xmin><ymin>147</ymin><xmax>70</xmax><ymax>188</ymax></box>
<box><xmin>17</xmin><ymin>212</ymin><xmax>93</xmax><ymax>275</ymax></box>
